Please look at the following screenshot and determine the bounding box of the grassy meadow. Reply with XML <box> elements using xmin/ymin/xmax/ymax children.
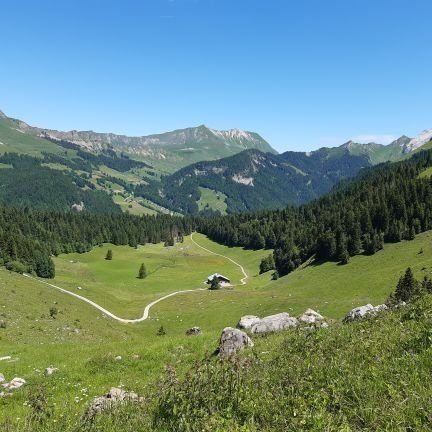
<box><xmin>1</xmin><ymin>231</ymin><xmax>432</xmax><ymax>429</ymax></box>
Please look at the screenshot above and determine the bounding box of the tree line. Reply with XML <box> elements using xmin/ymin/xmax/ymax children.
<box><xmin>197</xmin><ymin>149</ymin><xmax>432</xmax><ymax>276</ymax></box>
<box><xmin>0</xmin><ymin>207</ymin><xmax>192</xmax><ymax>278</ymax></box>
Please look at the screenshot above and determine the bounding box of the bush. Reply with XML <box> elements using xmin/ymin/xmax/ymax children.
<box><xmin>5</xmin><ymin>260</ymin><xmax>26</xmax><ymax>274</ymax></box>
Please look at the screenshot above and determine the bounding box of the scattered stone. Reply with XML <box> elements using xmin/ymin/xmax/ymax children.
<box><xmin>0</xmin><ymin>373</ymin><xmax>4</xmax><ymax>383</ymax></box>
<box><xmin>86</xmin><ymin>387</ymin><xmax>143</xmax><ymax>417</ymax></box>
<box><xmin>298</xmin><ymin>308</ymin><xmax>325</xmax><ymax>324</ymax></box>
<box><xmin>0</xmin><ymin>356</ymin><xmax>11</xmax><ymax>362</ymax></box>
<box><xmin>251</xmin><ymin>313</ymin><xmax>298</xmax><ymax>334</ymax></box>
<box><xmin>344</xmin><ymin>304</ymin><xmax>388</xmax><ymax>322</ymax></box>
<box><xmin>114</xmin><ymin>356</ymin><xmax>122</xmax><ymax>361</ymax></box>
<box><xmin>237</xmin><ymin>315</ymin><xmax>261</xmax><ymax>331</ymax></box>
<box><xmin>44</xmin><ymin>367</ymin><xmax>59</xmax><ymax>376</ymax></box>
<box><xmin>218</xmin><ymin>327</ymin><xmax>254</xmax><ymax>357</ymax></box>
<box><xmin>185</xmin><ymin>326</ymin><xmax>202</xmax><ymax>336</ymax></box>
<box><xmin>2</xmin><ymin>377</ymin><xmax>26</xmax><ymax>391</ymax></box>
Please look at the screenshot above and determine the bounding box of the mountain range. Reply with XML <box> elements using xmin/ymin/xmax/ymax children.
<box><xmin>0</xmin><ymin>108</ymin><xmax>431</xmax><ymax>215</ymax></box>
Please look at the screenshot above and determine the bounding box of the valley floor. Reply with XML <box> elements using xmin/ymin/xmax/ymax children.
<box><xmin>1</xmin><ymin>231</ymin><xmax>432</xmax><ymax>429</ymax></box>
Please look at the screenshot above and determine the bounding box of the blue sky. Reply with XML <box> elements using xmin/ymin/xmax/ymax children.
<box><xmin>1</xmin><ymin>0</ymin><xmax>431</xmax><ymax>152</ymax></box>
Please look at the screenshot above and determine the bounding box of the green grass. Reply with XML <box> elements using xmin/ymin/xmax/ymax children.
<box><xmin>112</xmin><ymin>194</ymin><xmax>158</xmax><ymax>216</ymax></box>
<box><xmin>197</xmin><ymin>187</ymin><xmax>228</xmax><ymax>214</ymax></box>
<box><xmin>0</xmin><ymin>118</ymin><xmax>64</xmax><ymax>156</ymax></box>
<box><xmin>418</xmin><ymin>166</ymin><xmax>432</xmax><ymax>178</ymax></box>
<box><xmin>1</xmin><ymin>231</ymin><xmax>432</xmax><ymax>429</ymax></box>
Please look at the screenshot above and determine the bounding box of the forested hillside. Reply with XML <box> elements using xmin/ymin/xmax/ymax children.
<box><xmin>198</xmin><ymin>148</ymin><xmax>432</xmax><ymax>276</ymax></box>
<box><xmin>0</xmin><ymin>207</ymin><xmax>191</xmax><ymax>278</ymax></box>
<box><xmin>137</xmin><ymin>147</ymin><xmax>372</xmax><ymax>214</ymax></box>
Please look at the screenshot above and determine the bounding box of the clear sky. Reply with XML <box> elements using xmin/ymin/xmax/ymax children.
<box><xmin>1</xmin><ymin>0</ymin><xmax>431</xmax><ymax>152</ymax></box>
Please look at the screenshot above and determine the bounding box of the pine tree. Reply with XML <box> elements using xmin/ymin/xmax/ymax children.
<box><xmin>394</xmin><ymin>268</ymin><xmax>421</xmax><ymax>302</ymax></box>
<box><xmin>156</xmin><ymin>325</ymin><xmax>166</xmax><ymax>336</ymax></box>
<box><xmin>138</xmin><ymin>263</ymin><xmax>147</xmax><ymax>279</ymax></box>
<box><xmin>105</xmin><ymin>249</ymin><xmax>113</xmax><ymax>260</ymax></box>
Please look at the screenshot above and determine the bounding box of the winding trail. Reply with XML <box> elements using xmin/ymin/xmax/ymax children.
<box><xmin>190</xmin><ymin>233</ymin><xmax>248</xmax><ymax>285</ymax></box>
<box><xmin>22</xmin><ymin>233</ymin><xmax>248</xmax><ymax>323</ymax></box>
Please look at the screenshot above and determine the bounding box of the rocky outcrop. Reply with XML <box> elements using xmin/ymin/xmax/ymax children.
<box><xmin>218</xmin><ymin>327</ymin><xmax>254</xmax><ymax>357</ymax></box>
<box><xmin>86</xmin><ymin>387</ymin><xmax>143</xmax><ymax>417</ymax></box>
<box><xmin>344</xmin><ymin>304</ymin><xmax>388</xmax><ymax>322</ymax></box>
<box><xmin>186</xmin><ymin>326</ymin><xmax>202</xmax><ymax>336</ymax></box>
<box><xmin>237</xmin><ymin>315</ymin><xmax>261</xmax><ymax>331</ymax></box>
<box><xmin>251</xmin><ymin>313</ymin><xmax>298</xmax><ymax>334</ymax></box>
<box><xmin>298</xmin><ymin>309</ymin><xmax>325</xmax><ymax>325</ymax></box>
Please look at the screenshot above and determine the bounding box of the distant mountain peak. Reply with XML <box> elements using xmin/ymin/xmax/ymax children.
<box><xmin>0</xmin><ymin>109</ymin><xmax>7</xmax><ymax>119</ymax></box>
<box><xmin>405</xmin><ymin>129</ymin><xmax>432</xmax><ymax>153</ymax></box>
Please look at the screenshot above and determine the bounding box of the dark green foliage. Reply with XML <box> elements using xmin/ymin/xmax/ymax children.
<box><xmin>105</xmin><ymin>249</ymin><xmax>113</xmax><ymax>260</ymax></box>
<box><xmin>393</xmin><ymin>268</ymin><xmax>422</xmax><ymax>303</ymax></box>
<box><xmin>259</xmin><ymin>254</ymin><xmax>275</xmax><ymax>274</ymax></box>
<box><xmin>0</xmin><ymin>205</ymin><xmax>192</xmax><ymax>278</ymax></box>
<box><xmin>156</xmin><ymin>326</ymin><xmax>166</xmax><ymax>336</ymax></box>
<box><xmin>136</xmin><ymin>148</ymin><xmax>370</xmax><ymax>214</ymax></box>
<box><xmin>422</xmin><ymin>276</ymin><xmax>432</xmax><ymax>294</ymax></box>
<box><xmin>49</xmin><ymin>307</ymin><xmax>58</xmax><ymax>319</ymax></box>
<box><xmin>138</xmin><ymin>263</ymin><xmax>147</xmax><ymax>279</ymax></box>
<box><xmin>34</xmin><ymin>252</ymin><xmax>55</xmax><ymax>278</ymax></box>
<box><xmin>0</xmin><ymin>153</ymin><xmax>120</xmax><ymax>213</ymax></box>
<box><xmin>198</xmin><ymin>149</ymin><xmax>432</xmax><ymax>276</ymax></box>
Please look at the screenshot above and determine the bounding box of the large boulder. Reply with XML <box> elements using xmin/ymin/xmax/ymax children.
<box><xmin>237</xmin><ymin>315</ymin><xmax>261</xmax><ymax>331</ymax></box>
<box><xmin>345</xmin><ymin>304</ymin><xmax>388</xmax><ymax>322</ymax></box>
<box><xmin>251</xmin><ymin>313</ymin><xmax>298</xmax><ymax>334</ymax></box>
<box><xmin>218</xmin><ymin>327</ymin><xmax>254</xmax><ymax>357</ymax></box>
<box><xmin>298</xmin><ymin>309</ymin><xmax>324</xmax><ymax>324</ymax></box>
<box><xmin>86</xmin><ymin>387</ymin><xmax>143</xmax><ymax>417</ymax></box>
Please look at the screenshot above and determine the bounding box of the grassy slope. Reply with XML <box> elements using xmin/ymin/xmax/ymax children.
<box><xmin>197</xmin><ymin>187</ymin><xmax>228</xmax><ymax>214</ymax></box>
<box><xmin>1</xmin><ymin>231</ymin><xmax>431</xmax><ymax>427</ymax></box>
<box><xmin>0</xmin><ymin>118</ymin><xmax>63</xmax><ymax>156</ymax></box>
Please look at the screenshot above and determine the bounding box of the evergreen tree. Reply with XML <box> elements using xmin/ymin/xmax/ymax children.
<box><xmin>105</xmin><ymin>249</ymin><xmax>113</xmax><ymax>260</ymax></box>
<box><xmin>394</xmin><ymin>268</ymin><xmax>421</xmax><ymax>302</ymax></box>
<box><xmin>138</xmin><ymin>263</ymin><xmax>147</xmax><ymax>279</ymax></box>
<box><xmin>156</xmin><ymin>325</ymin><xmax>166</xmax><ymax>336</ymax></box>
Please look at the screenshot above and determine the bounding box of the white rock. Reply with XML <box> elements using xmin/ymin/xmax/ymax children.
<box><xmin>218</xmin><ymin>327</ymin><xmax>254</xmax><ymax>357</ymax></box>
<box><xmin>86</xmin><ymin>387</ymin><xmax>143</xmax><ymax>417</ymax></box>
<box><xmin>2</xmin><ymin>377</ymin><xmax>26</xmax><ymax>391</ymax></box>
<box><xmin>298</xmin><ymin>308</ymin><xmax>324</xmax><ymax>324</ymax></box>
<box><xmin>237</xmin><ymin>315</ymin><xmax>261</xmax><ymax>330</ymax></box>
<box><xmin>0</xmin><ymin>356</ymin><xmax>11</xmax><ymax>362</ymax></box>
<box><xmin>114</xmin><ymin>356</ymin><xmax>122</xmax><ymax>361</ymax></box>
<box><xmin>345</xmin><ymin>304</ymin><xmax>388</xmax><ymax>322</ymax></box>
<box><xmin>0</xmin><ymin>373</ymin><xmax>4</xmax><ymax>383</ymax></box>
<box><xmin>251</xmin><ymin>313</ymin><xmax>298</xmax><ymax>334</ymax></box>
<box><xmin>44</xmin><ymin>367</ymin><xmax>59</xmax><ymax>376</ymax></box>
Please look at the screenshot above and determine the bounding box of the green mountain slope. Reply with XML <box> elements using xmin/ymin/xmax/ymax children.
<box><xmin>137</xmin><ymin>147</ymin><xmax>372</xmax><ymax>214</ymax></box>
<box><xmin>7</xmin><ymin>110</ymin><xmax>276</xmax><ymax>172</ymax></box>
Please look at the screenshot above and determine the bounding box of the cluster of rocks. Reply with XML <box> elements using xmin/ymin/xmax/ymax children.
<box><xmin>344</xmin><ymin>303</ymin><xmax>388</xmax><ymax>322</ymax></box>
<box><xmin>0</xmin><ymin>374</ymin><xmax>26</xmax><ymax>397</ymax></box>
<box><xmin>85</xmin><ymin>387</ymin><xmax>144</xmax><ymax>418</ymax></box>
<box><xmin>218</xmin><ymin>308</ymin><xmax>327</xmax><ymax>357</ymax></box>
<box><xmin>217</xmin><ymin>302</ymin><xmax>397</xmax><ymax>357</ymax></box>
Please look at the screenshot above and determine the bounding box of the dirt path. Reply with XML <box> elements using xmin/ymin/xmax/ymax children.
<box><xmin>190</xmin><ymin>233</ymin><xmax>248</xmax><ymax>285</ymax></box>
<box><xmin>22</xmin><ymin>233</ymin><xmax>248</xmax><ymax>323</ymax></box>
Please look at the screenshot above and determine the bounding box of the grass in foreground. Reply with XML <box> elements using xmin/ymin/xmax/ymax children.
<box><xmin>1</xmin><ymin>231</ymin><xmax>432</xmax><ymax>429</ymax></box>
